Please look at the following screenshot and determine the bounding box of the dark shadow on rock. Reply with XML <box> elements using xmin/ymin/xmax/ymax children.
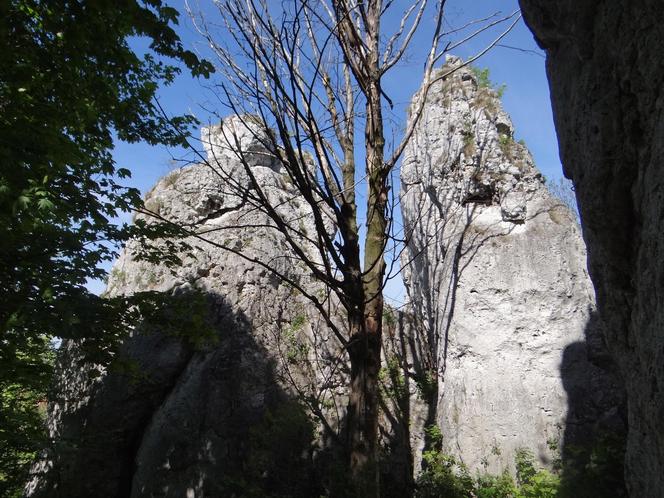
<box><xmin>559</xmin><ymin>310</ymin><xmax>627</xmax><ymax>497</ymax></box>
<box><xmin>377</xmin><ymin>303</ymin><xmax>469</xmax><ymax>498</ymax></box>
<box><xmin>377</xmin><ymin>310</ymin><xmax>419</xmax><ymax>498</ymax></box>
<box><xmin>27</xmin><ymin>290</ymin><xmax>323</xmax><ymax>498</ymax></box>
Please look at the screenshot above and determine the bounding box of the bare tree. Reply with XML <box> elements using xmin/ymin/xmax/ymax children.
<box><xmin>547</xmin><ymin>176</ymin><xmax>580</xmax><ymax>222</ymax></box>
<box><xmin>178</xmin><ymin>0</ymin><xmax>519</xmax><ymax>494</ymax></box>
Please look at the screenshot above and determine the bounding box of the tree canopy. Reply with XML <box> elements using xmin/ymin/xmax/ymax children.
<box><xmin>0</xmin><ymin>0</ymin><xmax>212</xmax><ymax>493</ymax></box>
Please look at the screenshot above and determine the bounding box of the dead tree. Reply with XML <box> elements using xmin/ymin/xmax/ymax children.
<box><xmin>181</xmin><ymin>0</ymin><xmax>519</xmax><ymax>494</ymax></box>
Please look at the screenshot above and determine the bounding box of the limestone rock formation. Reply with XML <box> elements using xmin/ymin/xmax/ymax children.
<box><xmin>28</xmin><ymin>54</ymin><xmax>634</xmax><ymax>496</ymax></box>
<box><xmin>400</xmin><ymin>57</ymin><xmax>623</xmax><ymax>474</ymax></box>
<box><xmin>518</xmin><ymin>2</ymin><xmax>664</xmax><ymax>495</ymax></box>
<box><xmin>26</xmin><ymin>115</ymin><xmax>418</xmax><ymax>498</ymax></box>
<box><xmin>27</xmin><ymin>117</ymin><xmax>342</xmax><ymax>498</ymax></box>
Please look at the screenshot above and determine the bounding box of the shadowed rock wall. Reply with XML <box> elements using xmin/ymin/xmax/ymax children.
<box><xmin>26</xmin><ymin>117</ymin><xmax>342</xmax><ymax>498</ymax></box>
<box><xmin>519</xmin><ymin>2</ymin><xmax>664</xmax><ymax>495</ymax></box>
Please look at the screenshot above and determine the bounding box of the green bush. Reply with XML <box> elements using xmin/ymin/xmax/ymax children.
<box><xmin>415</xmin><ymin>438</ymin><xmax>561</xmax><ymax>498</ymax></box>
<box><xmin>224</xmin><ymin>399</ymin><xmax>318</xmax><ymax>498</ymax></box>
<box><xmin>558</xmin><ymin>433</ymin><xmax>627</xmax><ymax>498</ymax></box>
<box><xmin>498</xmin><ymin>134</ymin><xmax>514</xmax><ymax>157</ymax></box>
<box><xmin>515</xmin><ymin>449</ymin><xmax>560</xmax><ymax>498</ymax></box>
<box><xmin>417</xmin><ymin>450</ymin><xmax>475</xmax><ymax>498</ymax></box>
<box><xmin>470</xmin><ymin>66</ymin><xmax>507</xmax><ymax>98</ymax></box>
<box><xmin>379</xmin><ymin>355</ymin><xmax>408</xmax><ymax>402</ymax></box>
<box><xmin>0</xmin><ymin>336</ymin><xmax>54</xmax><ymax>497</ymax></box>
<box><xmin>472</xmin><ymin>67</ymin><xmax>492</xmax><ymax>89</ymax></box>
<box><xmin>382</xmin><ymin>306</ymin><xmax>397</xmax><ymax>328</ymax></box>
<box><xmin>476</xmin><ymin>472</ymin><xmax>518</xmax><ymax>498</ymax></box>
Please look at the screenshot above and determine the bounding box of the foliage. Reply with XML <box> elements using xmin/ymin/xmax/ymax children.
<box><xmin>558</xmin><ymin>433</ymin><xmax>627</xmax><ymax>497</ymax></box>
<box><xmin>221</xmin><ymin>400</ymin><xmax>319</xmax><ymax>498</ymax></box>
<box><xmin>133</xmin><ymin>290</ymin><xmax>218</xmax><ymax>348</ymax></box>
<box><xmin>417</xmin><ymin>428</ymin><xmax>474</xmax><ymax>498</ymax></box>
<box><xmin>515</xmin><ymin>449</ymin><xmax>560</xmax><ymax>498</ymax></box>
<box><xmin>413</xmin><ymin>369</ymin><xmax>437</xmax><ymax>401</ymax></box>
<box><xmin>472</xmin><ymin>67</ymin><xmax>492</xmax><ymax>89</ymax></box>
<box><xmin>471</xmin><ymin>435</ymin><xmax>626</xmax><ymax>498</ymax></box>
<box><xmin>0</xmin><ymin>0</ymin><xmax>212</xmax><ymax>493</ymax></box>
<box><xmin>475</xmin><ymin>471</ymin><xmax>519</xmax><ymax>498</ymax></box>
<box><xmin>382</xmin><ymin>306</ymin><xmax>397</xmax><ymax>328</ymax></box>
<box><xmin>379</xmin><ymin>355</ymin><xmax>408</xmax><ymax>403</ymax></box>
<box><xmin>498</xmin><ymin>134</ymin><xmax>514</xmax><ymax>157</ymax></box>
<box><xmin>415</xmin><ymin>439</ymin><xmax>561</xmax><ymax>498</ymax></box>
<box><xmin>0</xmin><ymin>338</ymin><xmax>53</xmax><ymax>497</ymax></box>
<box><xmin>284</xmin><ymin>313</ymin><xmax>310</xmax><ymax>364</ymax></box>
<box><xmin>462</xmin><ymin>121</ymin><xmax>476</xmax><ymax>156</ymax></box>
<box><xmin>471</xmin><ymin>66</ymin><xmax>507</xmax><ymax>98</ymax></box>
<box><xmin>424</xmin><ymin>424</ymin><xmax>443</xmax><ymax>446</ymax></box>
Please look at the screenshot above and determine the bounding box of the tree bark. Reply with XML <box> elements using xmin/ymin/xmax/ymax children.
<box><xmin>345</xmin><ymin>53</ymin><xmax>389</xmax><ymax>491</ymax></box>
<box><xmin>346</xmin><ymin>309</ymin><xmax>381</xmax><ymax>496</ymax></box>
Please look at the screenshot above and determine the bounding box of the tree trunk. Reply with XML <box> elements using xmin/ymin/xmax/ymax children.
<box><xmin>345</xmin><ymin>66</ymin><xmax>388</xmax><ymax>494</ymax></box>
<box><xmin>346</xmin><ymin>311</ymin><xmax>382</xmax><ymax>496</ymax></box>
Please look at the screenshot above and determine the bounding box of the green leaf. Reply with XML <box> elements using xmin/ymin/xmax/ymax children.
<box><xmin>37</xmin><ymin>198</ymin><xmax>54</xmax><ymax>211</ymax></box>
<box><xmin>0</xmin><ymin>1</ymin><xmax>214</xmax><ymax>492</ymax></box>
<box><xmin>116</xmin><ymin>167</ymin><xmax>132</xmax><ymax>178</ymax></box>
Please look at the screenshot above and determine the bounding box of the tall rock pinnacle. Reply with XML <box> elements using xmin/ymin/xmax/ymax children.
<box><xmin>400</xmin><ymin>56</ymin><xmax>624</xmax><ymax>473</ymax></box>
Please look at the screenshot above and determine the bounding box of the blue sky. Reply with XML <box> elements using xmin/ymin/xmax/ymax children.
<box><xmin>102</xmin><ymin>1</ymin><xmax>562</xmax><ymax>301</ymax></box>
<box><xmin>115</xmin><ymin>1</ymin><xmax>560</xmax><ymax>191</ymax></box>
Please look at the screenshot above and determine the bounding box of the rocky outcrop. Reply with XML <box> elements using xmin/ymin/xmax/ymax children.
<box><xmin>26</xmin><ymin>115</ymin><xmax>425</xmax><ymax>498</ymax></box>
<box><xmin>518</xmin><ymin>2</ymin><xmax>664</xmax><ymax>495</ymax></box>
<box><xmin>27</xmin><ymin>117</ymin><xmax>342</xmax><ymax>498</ymax></box>
<box><xmin>400</xmin><ymin>57</ymin><xmax>624</xmax><ymax>474</ymax></box>
<box><xmin>29</xmin><ymin>49</ymin><xmax>637</xmax><ymax>495</ymax></box>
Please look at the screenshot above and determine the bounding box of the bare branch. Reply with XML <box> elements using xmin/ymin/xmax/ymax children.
<box><xmin>381</xmin><ymin>0</ymin><xmax>428</xmax><ymax>74</ymax></box>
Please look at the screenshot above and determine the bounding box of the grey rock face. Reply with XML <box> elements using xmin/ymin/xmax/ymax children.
<box><xmin>519</xmin><ymin>2</ymin><xmax>664</xmax><ymax>495</ymax></box>
<box><xmin>27</xmin><ymin>117</ymin><xmax>341</xmax><ymax>498</ymax></box>
<box><xmin>400</xmin><ymin>57</ymin><xmax>623</xmax><ymax>473</ymax></box>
